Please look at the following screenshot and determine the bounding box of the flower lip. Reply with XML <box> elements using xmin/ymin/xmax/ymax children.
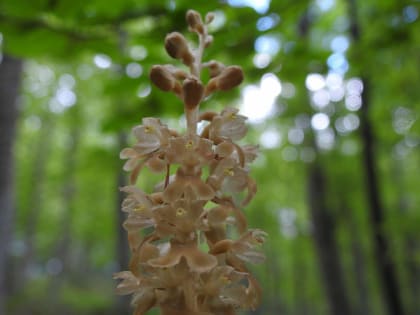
<box><xmin>148</xmin><ymin>240</ymin><xmax>217</xmax><ymax>273</ymax></box>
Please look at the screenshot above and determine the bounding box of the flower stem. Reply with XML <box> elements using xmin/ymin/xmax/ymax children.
<box><xmin>185</xmin><ymin>30</ymin><xmax>207</xmax><ymax>137</ymax></box>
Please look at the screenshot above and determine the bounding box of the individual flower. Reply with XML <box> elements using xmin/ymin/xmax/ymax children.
<box><xmin>209</xmin><ymin>229</ymin><xmax>267</xmax><ymax>265</ymax></box>
<box><xmin>114</xmin><ymin>261</ymin><xmax>190</xmax><ymax>315</ymax></box>
<box><xmin>208</xmin><ymin>157</ymin><xmax>249</xmax><ymax>194</ymax></box>
<box><xmin>120</xmin><ymin>118</ymin><xmax>172</xmax><ymax>171</ymax></box>
<box><xmin>154</xmin><ymin>199</ymin><xmax>205</xmax><ymax>240</ymax></box>
<box><xmin>120</xmin><ymin>186</ymin><xmax>155</xmax><ymax>232</ymax></box>
<box><xmin>241</xmin><ymin>144</ymin><xmax>259</xmax><ymax>163</ymax></box>
<box><xmin>132</xmin><ymin>118</ymin><xmax>171</xmax><ymax>155</ymax></box>
<box><xmin>148</xmin><ymin>239</ymin><xmax>217</xmax><ymax>273</ymax></box>
<box><xmin>165</xmin><ymin>135</ymin><xmax>214</xmax><ymax>167</ymax></box>
<box><xmin>113</xmin><ymin>271</ymin><xmax>141</xmax><ymax>295</ymax></box>
<box><xmin>198</xmin><ymin>265</ymin><xmax>247</xmax><ymax>298</ymax></box>
<box><xmin>209</xmin><ymin>107</ymin><xmax>247</xmax><ymax>142</ymax></box>
<box><xmin>163</xmin><ymin>168</ymin><xmax>215</xmax><ymax>202</ymax></box>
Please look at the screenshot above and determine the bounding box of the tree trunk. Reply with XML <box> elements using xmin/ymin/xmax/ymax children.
<box><xmin>359</xmin><ymin>77</ymin><xmax>406</xmax><ymax>315</ymax></box>
<box><xmin>0</xmin><ymin>54</ymin><xmax>23</xmax><ymax>315</ymax></box>
<box><xmin>292</xmin><ymin>238</ymin><xmax>309</xmax><ymax>315</ymax></box>
<box><xmin>340</xmin><ymin>202</ymin><xmax>370</xmax><ymax>315</ymax></box>
<box><xmin>20</xmin><ymin>116</ymin><xmax>54</xmax><ymax>285</ymax></box>
<box><xmin>392</xmin><ymin>158</ymin><xmax>419</xmax><ymax>315</ymax></box>
<box><xmin>307</xmin><ymin>162</ymin><xmax>351</xmax><ymax>315</ymax></box>
<box><xmin>346</xmin><ymin>1</ymin><xmax>406</xmax><ymax>314</ymax></box>
<box><xmin>49</xmin><ymin>106</ymin><xmax>80</xmax><ymax>300</ymax></box>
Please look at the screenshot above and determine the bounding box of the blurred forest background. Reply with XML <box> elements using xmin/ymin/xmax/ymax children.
<box><xmin>0</xmin><ymin>0</ymin><xmax>419</xmax><ymax>315</ymax></box>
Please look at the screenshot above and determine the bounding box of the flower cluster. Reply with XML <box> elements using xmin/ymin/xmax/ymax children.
<box><xmin>114</xmin><ymin>10</ymin><xmax>267</xmax><ymax>315</ymax></box>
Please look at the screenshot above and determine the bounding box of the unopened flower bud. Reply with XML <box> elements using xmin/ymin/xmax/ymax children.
<box><xmin>165</xmin><ymin>32</ymin><xmax>194</xmax><ymax>65</ymax></box>
<box><xmin>164</xmin><ymin>64</ymin><xmax>188</xmax><ymax>80</ymax></box>
<box><xmin>149</xmin><ymin>65</ymin><xmax>176</xmax><ymax>91</ymax></box>
<box><xmin>203</xmin><ymin>60</ymin><xmax>225</xmax><ymax>78</ymax></box>
<box><xmin>183</xmin><ymin>77</ymin><xmax>204</xmax><ymax>109</ymax></box>
<box><xmin>217</xmin><ymin>66</ymin><xmax>244</xmax><ymax>91</ymax></box>
<box><xmin>205</xmin><ymin>12</ymin><xmax>215</xmax><ymax>24</ymax></box>
<box><xmin>204</xmin><ymin>66</ymin><xmax>244</xmax><ymax>96</ymax></box>
<box><xmin>186</xmin><ymin>10</ymin><xmax>204</xmax><ymax>34</ymax></box>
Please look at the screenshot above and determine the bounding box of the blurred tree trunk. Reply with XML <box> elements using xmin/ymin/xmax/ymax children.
<box><xmin>115</xmin><ymin>131</ymin><xmax>130</xmax><ymax>315</ymax></box>
<box><xmin>347</xmin><ymin>1</ymin><xmax>406</xmax><ymax>314</ymax></box>
<box><xmin>0</xmin><ymin>54</ymin><xmax>23</xmax><ymax>315</ymax></box>
<box><xmin>340</xmin><ymin>202</ymin><xmax>370</xmax><ymax>315</ymax></box>
<box><xmin>307</xmin><ymin>162</ymin><xmax>351</xmax><ymax>315</ymax></box>
<box><xmin>359</xmin><ymin>77</ymin><xmax>405</xmax><ymax>315</ymax></box>
<box><xmin>266</xmin><ymin>242</ymin><xmax>286</xmax><ymax>315</ymax></box>
<box><xmin>20</xmin><ymin>115</ymin><xmax>54</xmax><ymax>286</ymax></box>
<box><xmin>292</xmin><ymin>237</ymin><xmax>309</xmax><ymax>315</ymax></box>
<box><xmin>49</xmin><ymin>106</ymin><xmax>80</xmax><ymax>299</ymax></box>
<box><xmin>297</xmin><ymin>8</ymin><xmax>351</xmax><ymax>312</ymax></box>
<box><xmin>392</xmin><ymin>159</ymin><xmax>420</xmax><ymax>315</ymax></box>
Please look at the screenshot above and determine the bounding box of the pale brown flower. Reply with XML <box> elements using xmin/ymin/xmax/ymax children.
<box><xmin>132</xmin><ymin>118</ymin><xmax>171</xmax><ymax>155</ymax></box>
<box><xmin>120</xmin><ymin>186</ymin><xmax>155</xmax><ymax>232</ymax></box>
<box><xmin>163</xmin><ymin>168</ymin><xmax>215</xmax><ymax>203</ymax></box>
<box><xmin>198</xmin><ymin>266</ymin><xmax>247</xmax><ymax>297</ymax></box>
<box><xmin>148</xmin><ymin>240</ymin><xmax>217</xmax><ymax>273</ymax></box>
<box><xmin>165</xmin><ymin>135</ymin><xmax>214</xmax><ymax>167</ymax></box>
<box><xmin>113</xmin><ymin>271</ymin><xmax>141</xmax><ymax>295</ymax></box>
<box><xmin>154</xmin><ymin>199</ymin><xmax>204</xmax><ymax>240</ymax></box>
<box><xmin>120</xmin><ymin>118</ymin><xmax>172</xmax><ymax>173</ymax></box>
<box><xmin>209</xmin><ymin>229</ymin><xmax>267</xmax><ymax>265</ymax></box>
<box><xmin>208</xmin><ymin>157</ymin><xmax>249</xmax><ymax>194</ymax></box>
<box><xmin>209</xmin><ymin>107</ymin><xmax>248</xmax><ymax>142</ymax></box>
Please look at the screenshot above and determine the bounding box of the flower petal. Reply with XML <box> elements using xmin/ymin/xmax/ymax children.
<box><xmin>120</xmin><ymin>147</ymin><xmax>138</xmax><ymax>159</ymax></box>
<box><xmin>183</xmin><ymin>247</ymin><xmax>217</xmax><ymax>273</ymax></box>
<box><xmin>148</xmin><ymin>245</ymin><xmax>183</xmax><ymax>268</ymax></box>
<box><xmin>163</xmin><ymin>179</ymin><xmax>186</xmax><ymax>202</ymax></box>
<box><xmin>191</xmin><ymin>179</ymin><xmax>215</xmax><ymax>200</ymax></box>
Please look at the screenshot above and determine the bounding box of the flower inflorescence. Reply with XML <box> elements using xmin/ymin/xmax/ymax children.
<box><xmin>114</xmin><ymin>10</ymin><xmax>267</xmax><ymax>315</ymax></box>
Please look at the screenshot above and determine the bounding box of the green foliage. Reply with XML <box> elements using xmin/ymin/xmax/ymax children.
<box><xmin>3</xmin><ymin>0</ymin><xmax>420</xmax><ymax>314</ymax></box>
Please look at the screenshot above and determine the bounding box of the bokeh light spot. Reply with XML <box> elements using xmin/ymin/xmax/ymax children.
<box><xmin>311</xmin><ymin>113</ymin><xmax>330</xmax><ymax>130</ymax></box>
<box><xmin>126</xmin><ymin>62</ymin><xmax>143</xmax><ymax>78</ymax></box>
<box><xmin>94</xmin><ymin>54</ymin><xmax>112</xmax><ymax>69</ymax></box>
<box><xmin>260</xmin><ymin>128</ymin><xmax>282</xmax><ymax>149</ymax></box>
<box><xmin>306</xmin><ymin>73</ymin><xmax>325</xmax><ymax>91</ymax></box>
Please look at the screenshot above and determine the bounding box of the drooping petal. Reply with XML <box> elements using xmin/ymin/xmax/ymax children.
<box><xmin>132</xmin><ymin>287</ymin><xmax>156</xmax><ymax>315</ymax></box>
<box><xmin>147</xmin><ymin>155</ymin><xmax>167</xmax><ymax>172</ymax></box>
<box><xmin>183</xmin><ymin>246</ymin><xmax>217</xmax><ymax>273</ymax></box>
<box><xmin>209</xmin><ymin>239</ymin><xmax>233</xmax><ymax>255</ymax></box>
<box><xmin>190</xmin><ymin>178</ymin><xmax>215</xmax><ymax>201</ymax></box>
<box><xmin>121</xmin><ymin>186</ymin><xmax>152</xmax><ymax>208</ymax></box>
<box><xmin>123</xmin><ymin>214</ymin><xmax>155</xmax><ymax>231</ymax></box>
<box><xmin>148</xmin><ymin>245</ymin><xmax>183</xmax><ymax>268</ymax></box>
<box><xmin>235</xmin><ymin>250</ymin><xmax>266</xmax><ymax>265</ymax></box>
<box><xmin>123</xmin><ymin>158</ymin><xmax>139</xmax><ymax>171</ymax></box>
<box><xmin>120</xmin><ymin>147</ymin><xmax>139</xmax><ymax>159</ymax></box>
<box><xmin>113</xmin><ymin>271</ymin><xmax>140</xmax><ymax>295</ymax></box>
<box><xmin>216</xmin><ymin>141</ymin><xmax>235</xmax><ymax>157</ymax></box>
<box><xmin>163</xmin><ymin>178</ymin><xmax>186</xmax><ymax>202</ymax></box>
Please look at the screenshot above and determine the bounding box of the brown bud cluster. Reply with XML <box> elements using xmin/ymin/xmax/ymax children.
<box><xmin>117</xmin><ymin>9</ymin><xmax>266</xmax><ymax>315</ymax></box>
